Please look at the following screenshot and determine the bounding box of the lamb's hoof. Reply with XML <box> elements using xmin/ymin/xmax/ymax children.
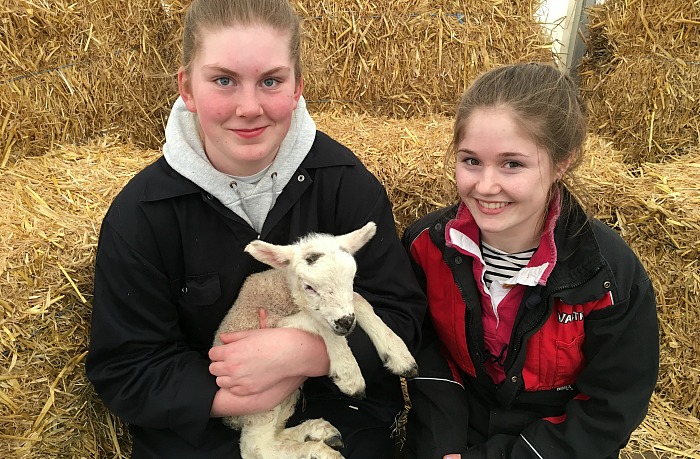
<box><xmin>400</xmin><ymin>363</ymin><xmax>419</xmax><ymax>378</ymax></box>
<box><xmin>324</xmin><ymin>434</ymin><xmax>344</xmax><ymax>450</ymax></box>
<box><xmin>381</xmin><ymin>350</ymin><xmax>419</xmax><ymax>378</ymax></box>
<box><xmin>330</xmin><ymin>375</ymin><xmax>366</xmax><ymax>399</ymax></box>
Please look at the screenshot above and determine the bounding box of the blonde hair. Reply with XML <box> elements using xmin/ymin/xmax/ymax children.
<box><xmin>180</xmin><ymin>0</ymin><xmax>302</xmax><ymax>83</ymax></box>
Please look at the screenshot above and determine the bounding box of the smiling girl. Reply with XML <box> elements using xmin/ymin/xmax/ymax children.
<box><xmin>85</xmin><ymin>1</ymin><xmax>425</xmax><ymax>457</ymax></box>
<box><xmin>401</xmin><ymin>63</ymin><xmax>659</xmax><ymax>459</ymax></box>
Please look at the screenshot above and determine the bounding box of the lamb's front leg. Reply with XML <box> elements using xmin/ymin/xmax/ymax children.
<box><xmin>322</xmin><ymin>333</ymin><xmax>366</xmax><ymax>398</ymax></box>
<box><xmin>278</xmin><ymin>313</ymin><xmax>366</xmax><ymax>399</ymax></box>
<box><xmin>353</xmin><ymin>293</ymin><xmax>418</xmax><ymax>378</ymax></box>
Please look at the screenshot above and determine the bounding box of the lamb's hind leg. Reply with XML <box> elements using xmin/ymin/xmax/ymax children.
<box><xmin>239</xmin><ymin>392</ymin><xmax>343</xmax><ymax>459</ymax></box>
<box><xmin>276</xmin><ymin>390</ymin><xmax>343</xmax><ymax>450</ymax></box>
<box><xmin>243</xmin><ymin>424</ymin><xmax>345</xmax><ymax>459</ymax></box>
<box><xmin>353</xmin><ymin>293</ymin><xmax>418</xmax><ymax>377</ymax></box>
<box><xmin>279</xmin><ymin>418</ymin><xmax>343</xmax><ymax>450</ymax></box>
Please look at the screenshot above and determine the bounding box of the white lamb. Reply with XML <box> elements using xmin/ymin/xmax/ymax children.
<box><xmin>213</xmin><ymin>222</ymin><xmax>418</xmax><ymax>459</ymax></box>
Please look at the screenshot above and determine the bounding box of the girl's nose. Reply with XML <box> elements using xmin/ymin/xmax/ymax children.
<box><xmin>475</xmin><ymin>167</ymin><xmax>500</xmax><ymax>194</ymax></box>
<box><xmin>235</xmin><ymin>87</ymin><xmax>264</xmax><ymax>117</ymax></box>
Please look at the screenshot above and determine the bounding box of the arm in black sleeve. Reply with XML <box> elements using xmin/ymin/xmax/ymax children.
<box><xmin>85</xmin><ymin>219</ymin><xmax>218</xmax><ymax>447</ymax></box>
<box><xmin>404</xmin><ymin>318</ymin><xmax>471</xmax><ymax>459</ymax></box>
<box><xmin>399</xmin><ymin>226</ymin><xmax>471</xmax><ymax>458</ymax></box>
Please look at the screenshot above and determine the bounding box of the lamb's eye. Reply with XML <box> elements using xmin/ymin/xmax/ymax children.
<box><xmin>303</xmin><ymin>284</ymin><xmax>318</xmax><ymax>295</ymax></box>
<box><xmin>305</xmin><ymin>253</ymin><xmax>322</xmax><ymax>265</ymax></box>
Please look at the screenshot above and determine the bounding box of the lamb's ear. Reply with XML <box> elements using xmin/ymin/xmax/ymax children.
<box><xmin>337</xmin><ymin>222</ymin><xmax>377</xmax><ymax>255</ymax></box>
<box><xmin>245</xmin><ymin>240</ymin><xmax>295</xmax><ymax>269</ymax></box>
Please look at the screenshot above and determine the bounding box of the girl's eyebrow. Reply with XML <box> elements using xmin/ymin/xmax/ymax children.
<box><xmin>202</xmin><ymin>64</ymin><xmax>292</xmax><ymax>77</ymax></box>
<box><xmin>499</xmin><ymin>151</ymin><xmax>529</xmax><ymax>158</ymax></box>
<box><xmin>457</xmin><ymin>149</ymin><xmax>529</xmax><ymax>158</ymax></box>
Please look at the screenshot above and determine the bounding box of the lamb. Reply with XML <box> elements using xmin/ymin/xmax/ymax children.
<box><xmin>213</xmin><ymin>222</ymin><xmax>418</xmax><ymax>459</ymax></box>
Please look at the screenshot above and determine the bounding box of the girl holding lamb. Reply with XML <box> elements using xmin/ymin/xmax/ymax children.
<box><xmin>401</xmin><ymin>62</ymin><xmax>659</xmax><ymax>459</ymax></box>
<box><xmin>85</xmin><ymin>0</ymin><xmax>426</xmax><ymax>457</ymax></box>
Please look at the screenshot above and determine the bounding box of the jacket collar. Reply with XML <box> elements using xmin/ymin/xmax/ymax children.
<box><xmin>139</xmin><ymin>131</ymin><xmax>356</xmax><ymax>203</ymax></box>
<box><xmin>444</xmin><ymin>190</ymin><xmax>562</xmax><ymax>287</ymax></box>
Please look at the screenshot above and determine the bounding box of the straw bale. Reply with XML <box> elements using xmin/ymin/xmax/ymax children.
<box><xmin>0</xmin><ymin>0</ymin><xmax>183</xmax><ymax>165</ymax></box>
<box><xmin>578</xmin><ymin>137</ymin><xmax>700</xmax><ymax>421</ymax></box>
<box><xmin>314</xmin><ymin>111</ymin><xmax>456</xmax><ymax>233</ymax></box>
<box><xmin>2</xmin><ymin>121</ymin><xmax>700</xmax><ymax>456</ymax></box>
<box><xmin>579</xmin><ymin>0</ymin><xmax>700</xmax><ymax>163</ymax></box>
<box><xmin>298</xmin><ymin>0</ymin><xmax>553</xmax><ymax>117</ymax></box>
<box><xmin>0</xmin><ymin>136</ymin><xmax>156</xmax><ymax>458</ymax></box>
<box><xmin>623</xmin><ymin>393</ymin><xmax>700</xmax><ymax>458</ymax></box>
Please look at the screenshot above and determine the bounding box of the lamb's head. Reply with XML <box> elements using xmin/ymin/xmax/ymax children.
<box><xmin>244</xmin><ymin>222</ymin><xmax>377</xmax><ymax>336</ymax></box>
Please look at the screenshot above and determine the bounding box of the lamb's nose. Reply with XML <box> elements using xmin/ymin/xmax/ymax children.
<box><xmin>334</xmin><ymin>314</ymin><xmax>356</xmax><ymax>335</ymax></box>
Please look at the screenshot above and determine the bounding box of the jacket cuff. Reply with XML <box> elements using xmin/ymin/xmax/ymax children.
<box><xmin>167</xmin><ymin>358</ymin><xmax>220</xmax><ymax>447</ymax></box>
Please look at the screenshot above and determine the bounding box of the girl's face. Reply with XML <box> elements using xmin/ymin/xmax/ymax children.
<box><xmin>178</xmin><ymin>24</ymin><xmax>303</xmax><ymax>176</ymax></box>
<box><xmin>455</xmin><ymin>107</ymin><xmax>564</xmax><ymax>253</ymax></box>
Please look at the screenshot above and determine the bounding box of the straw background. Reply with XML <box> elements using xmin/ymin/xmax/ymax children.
<box><xmin>579</xmin><ymin>0</ymin><xmax>700</xmax><ymax>164</ymax></box>
<box><xmin>1</xmin><ymin>0</ymin><xmax>699</xmax><ymax>458</ymax></box>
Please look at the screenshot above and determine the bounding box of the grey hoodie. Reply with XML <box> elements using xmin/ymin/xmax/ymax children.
<box><xmin>163</xmin><ymin>96</ymin><xmax>316</xmax><ymax>232</ymax></box>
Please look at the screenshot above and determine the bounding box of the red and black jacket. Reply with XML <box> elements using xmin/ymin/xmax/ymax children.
<box><xmin>401</xmin><ymin>193</ymin><xmax>659</xmax><ymax>459</ymax></box>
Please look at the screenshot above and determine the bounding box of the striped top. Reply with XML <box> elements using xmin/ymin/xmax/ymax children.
<box><xmin>481</xmin><ymin>242</ymin><xmax>537</xmax><ymax>288</ymax></box>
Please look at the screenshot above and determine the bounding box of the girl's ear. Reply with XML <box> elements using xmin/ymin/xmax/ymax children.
<box><xmin>177</xmin><ymin>67</ymin><xmax>197</xmax><ymax>113</ymax></box>
<box><xmin>556</xmin><ymin>154</ymin><xmax>574</xmax><ymax>180</ymax></box>
<box><xmin>292</xmin><ymin>76</ymin><xmax>304</xmax><ymax>108</ymax></box>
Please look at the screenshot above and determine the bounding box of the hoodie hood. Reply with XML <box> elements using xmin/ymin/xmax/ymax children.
<box><xmin>163</xmin><ymin>96</ymin><xmax>316</xmax><ymax>232</ymax></box>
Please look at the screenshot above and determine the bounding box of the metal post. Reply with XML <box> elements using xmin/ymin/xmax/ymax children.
<box><xmin>564</xmin><ymin>0</ymin><xmax>597</xmax><ymax>80</ymax></box>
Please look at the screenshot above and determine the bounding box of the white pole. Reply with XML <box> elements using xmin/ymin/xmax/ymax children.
<box><xmin>538</xmin><ymin>0</ymin><xmax>597</xmax><ymax>78</ymax></box>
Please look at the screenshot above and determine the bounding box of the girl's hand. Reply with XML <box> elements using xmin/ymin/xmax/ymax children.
<box><xmin>444</xmin><ymin>455</ymin><xmax>461</xmax><ymax>459</ymax></box>
<box><xmin>210</xmin><ymin>375</ymin><xmax>305</xmax><ymax>417</ymax></box>
<box><xmin>208</xmin><ymin>327</ymin><xmax>329</xmax><ymax>396</ymax></box>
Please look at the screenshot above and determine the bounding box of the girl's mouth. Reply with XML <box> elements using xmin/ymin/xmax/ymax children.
<box><xmin>478</xmin><ymin>200</ymin><xmax>509</xmax><ymax>210</ymax></box>
<box><xmin>234</xmin><ymin>127</ymin><xmax>266</xmax><ymax>139</ymax></box>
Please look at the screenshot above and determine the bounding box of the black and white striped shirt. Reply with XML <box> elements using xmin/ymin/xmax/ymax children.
<box><xmin>482</xmin><ymin>242</ymin><xmax>537</xmax><ymax>289</ymax></box>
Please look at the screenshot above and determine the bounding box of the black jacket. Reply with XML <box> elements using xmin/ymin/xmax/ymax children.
<box><xmin>85</xmin><ymin>131</ymin><xmax>426</xmax><ymax>458</ymax></box>
<box><xmin>401</xmin><ymin>196</ymin><xmax>659</xmax><ymax>459</ymax></box>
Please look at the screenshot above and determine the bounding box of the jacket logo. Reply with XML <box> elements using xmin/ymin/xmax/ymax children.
<box><xmin>557</xmin><ymin>311</ymin><xmax>583</xmax><ymax>324</ymax></box>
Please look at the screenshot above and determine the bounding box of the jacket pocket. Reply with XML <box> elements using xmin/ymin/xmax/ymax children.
<box><xmin>554</xmin><ymin>334</ymin><xmax>585</xmax><ymax>387</ymax></box>
<box><xmin>177</xmin><ymin>272</ymin><xmax>221</xmax><ymax>307</ymax></box>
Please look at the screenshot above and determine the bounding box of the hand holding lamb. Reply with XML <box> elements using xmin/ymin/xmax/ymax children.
<box><xmin>213</xmin><ymin>222</ymin><xmax>418</xmax><ymax>459</ymax></box>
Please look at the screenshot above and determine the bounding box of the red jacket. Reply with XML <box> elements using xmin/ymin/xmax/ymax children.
<box><xmin>401</xmin><ymin>192</ymin><xmax>658</xmax><ymax>459</ymax></box>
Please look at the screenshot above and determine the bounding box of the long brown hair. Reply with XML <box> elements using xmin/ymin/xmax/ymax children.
<box><xmin>450</xmin><ymin>62</ymin><xmax>589</xmax><ymax>219</ymax></box>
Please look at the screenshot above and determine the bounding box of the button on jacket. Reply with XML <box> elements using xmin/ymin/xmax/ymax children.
<box><xmin>85</xmin><ymin>131</ymin><xmax>426</xmax><ymax>458</ymax></box>
<box><xmin>401</xmin><ymin>192</ymin><xmax>658</xmax><ymax>459</ymax></box>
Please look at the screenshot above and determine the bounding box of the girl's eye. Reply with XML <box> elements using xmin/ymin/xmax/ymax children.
<box><xmin>463</xmin><ymin>157</ymin><xmax>479</xmax><ymax>166</ymax></box>
<box><xmin>262</xmin><ymin>78</ymin><xmax>278</xmax><ymax>88</ymax></box>
<box><xmin>215</xmin><ymin>77</ymin><xmax>232</xmax><ymax>86</ymax></box>
<box><xmin>504</xmin><ymin>161</ymin><xmax>523</xmax><ymax>169</ymax></box>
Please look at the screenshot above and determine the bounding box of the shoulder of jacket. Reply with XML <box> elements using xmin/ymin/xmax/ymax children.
<box><xmin>586</xmin><ymin>219</ymin><xmax>647</xmax><ymax>272</ymax></box>
<box><xmin>112</xmin><ymin>156</ymin><xmax>201</xmax><ymax>205</ymax></box>
<box><xmin>105</xmin><ymin>157</ymin><xmax>200</xmax><ymax>226</ymax></box>
<box><xmin>403</xmin><ymin>204</ymin><xmax>459</xmax><ymax>247</ymax></box>
<box><xmin>552</xmin><ymin>216</ymin><xmax>651</xmax><ymax>307</ymax></box>
<box><xmin>303</xmin><ymin>130</ymin><xmax>359</xmax><ymax>168</ymax></box>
